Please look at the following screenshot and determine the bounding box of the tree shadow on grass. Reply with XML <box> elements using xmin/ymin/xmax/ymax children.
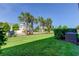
<box><xmin>1</xmin><ymin>36</ymin><xmax>79</xmax><ymax>56</ymax></box>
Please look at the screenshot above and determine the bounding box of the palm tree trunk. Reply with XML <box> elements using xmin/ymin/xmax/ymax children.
<box><xmin>30</xmin><ymin>21</ymin><xmax>33</xmax><ymax>35</ymax></box>
<box><xmin>39</xmin><ymin>23</ymin><xmax>43</xmax><ymax>32</ymax></box>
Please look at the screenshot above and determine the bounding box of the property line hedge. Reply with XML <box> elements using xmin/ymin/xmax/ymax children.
<box><xmin>53</xmin><ymin>28</ymin><xmax>77</xmax><ymax>39</ymax></box>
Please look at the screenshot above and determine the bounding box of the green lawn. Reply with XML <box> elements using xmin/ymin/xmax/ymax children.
<box><xmin>1</xmin><ymin>34</ymin><xmax>79</xmax><ymax>56</ymax></box>
<box><xmin>2</xmin><ymin>34</ymin><xmax>53</xmax><ymax>49</ymax></box>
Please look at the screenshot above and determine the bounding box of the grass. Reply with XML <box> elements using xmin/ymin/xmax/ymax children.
<box><xmin>2</xmin><ymin>34</ymin><xmax>53</xmax><ymax>49</ymax></box>
<box><xmin>1</xmin><ymin>34</ymin><xmax>79</xmax><ymax>56</ymax></box>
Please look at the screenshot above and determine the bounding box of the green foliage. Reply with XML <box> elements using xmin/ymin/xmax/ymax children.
<box><xmin>57</xmin><ymin>25</ymin><xmax>62</xmax><ymax>29</ymax></box>
<box><xmin>46</xmin><ymin>18</ymin><xmax>52</xmax><ymax>33</ymax></box>
<box><xmin>54</xmin><ymin>25</ymin><xmax>68</xmax><ymax>39</ymax></box>
<box><xmin>37</xmin><ymin>17</ymin><xmax>53</xmax><ymax>33</ymax></box>
<box><xmin>0</xmin><ymin>27</ymin><xmax>7</xmax><ymax>45</ymax></box>
<box><xmin>54</xmin><ymin>28</ymin><xmax>65</xmax><ymax>39</ymax></box>
<box><xmin>51</xmin><ymin>26</ymin><xmax>54</xmax><ymax>30</ymax></box>
<box><xmin>34</xmin><ymin>26</ymin><xmax>39</xmax><ymax>32</ymax></box>
<box><xmin>76</xmin><ymin>25</ymin><xmax>79</xmax><ymax>29</ymax></box>
<box><xmin>18</xmin><ymin>12</ymin><xmax>53</xmax><ymax>33</ymax></box>
<box><xmin>0</xmin><ymin>22</ymin><xmax>10</xmax><ymax>32</ymax></box>
<box><xmin>0</xmin><ymin>27</ymin><xmax>7</xmax><ymax>53</ymax></box>
<box><xmin>54</xmin><ymin>25</ymin><xmax>78</xmax><ymax>40</ymax></box>
<box><xmin>38</xmin><ymin>16</ymin><xmax>46</xmax><ymax>24</ymax></box>
<box><xmin>57</xmin><ymin>25</ymin><xmax>68</xmax><ymax>29</ymax></box>
<box><xmin>12</xmin><ymin>24</ymin><xmax>19</xmax><ymax>31</ymax></box>
<box><xmin>19</xmin><ymin>12</ymin><xmax>38</xmax><ymax>34</ymax></box>
<box><xmin>38</xmin><ymin>16</ymin><xmax>46</xmax><ymax>31</ymax></box>
<box><xmin>1</xmin><ymin>35</ymin><xmax>79</xmax><ymax>56</ymax></box>
<box><xmin>62</xmin><ymin>25</ymin><xmax>68</xmax><ymax>29</ymax></box>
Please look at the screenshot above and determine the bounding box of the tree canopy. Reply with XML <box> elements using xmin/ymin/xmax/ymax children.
<box><xmin>12</xmin><ymin>24</ymin><xmax>19</xmax><ymax>31</ymax></box>
<box><xmin>0</xmin><ymin>22</ymin><xmax>10</xmax><ymax>32</ymax></box>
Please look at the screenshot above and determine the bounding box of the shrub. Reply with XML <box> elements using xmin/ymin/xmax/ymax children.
<box><xmin>0</xmin><ymin>22</ymin><xmax>10</xmax><ymax>32</ymax></box>
<box><xmin>12</xmin><ymin>24</ymin><xmax>19</xmax><ymax>31</ymax></box>
<box><xmin>0</xmin><ymin>27</ymin><xmax>7</xmax><ymax>45</ymax></box>
<box><xmin>0</xmin><ymin>27</ymin><xmax>7</xmax><ymax>53</ymax></box>
<box><xmin>54</xmin><ymin>28</ymin><xmax>77</xmax><ymax>40</ymax></box>
<box><xmin>54</xmin><ymin>28</ymin><xmax>67</xmax><ymax>39</ymax></box>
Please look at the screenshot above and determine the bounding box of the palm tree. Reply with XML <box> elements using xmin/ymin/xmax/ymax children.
<box><xmin>18</xmin><ymin>12</ymin><xmax>28</xmax><ymax>30</ymax></box>
<box><xmin>27</xmin><ymin>15</ymin><xmax>36</xmax><ymax>34</ymax></box>
<box><xmin>18</xmin><ymin>12</ymin><xmax>31</xmax><ymax>34</ymax></box>
<box><xmin>19</xmin><ymin>12</ymin><xmax>37</xmax><ymax>35</ymax></box>
<box><xmin>38</xmin><ymin>16</ymin><xmax>46</xmax><ymax>32</ymax></box>
<box><xmin>76</xmin><ymin>25</ymin><xmax>79</xmax><ymax>30</ymax></box>
<box><xmin>46</xmin><ymin>18</ymin><xmax>52</xmax><ymax>33</ymax></box>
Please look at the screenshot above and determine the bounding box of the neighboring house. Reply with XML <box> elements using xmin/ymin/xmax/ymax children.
<box><xmin>19</xmin><ymin>23</ymin><xmax>27</xmax><ymax>31</ymax></box>
<box><xmin>16</xmin><ymin>22</ymin><xmax>27</xmax><ymax>35</ymax></box>
<box><xmin>39</xmin><ymin>25</ymin><xmax>47</xmax><ymax>32</ymax></box>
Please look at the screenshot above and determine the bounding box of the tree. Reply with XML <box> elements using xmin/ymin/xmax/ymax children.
<box><xmin>51</xmin><ymin>25</ymin><xmax>54</xmax><ymax>30</ymax></box>
<box><xmin>0</xmin><ymin>22</ymin><xmax>10</xmax><ymax>32</ymax></box>
<box><xmin>46</xmin><ymin>18</ymin><xmax>52</xmax><ymax>33</ymax></box>
<box><xmin>19</xmin><ymin>12</ymin><xmax>30</xmax><ymax>34</ymax></box>
<box><xmin>34</xmin><ymin>26</ymin><xmax>39</xmax><ymax>32</ymax></box>
<box><xmin>18</xmin><ymin>12</ymin><xmax>29</xmax><ymax>29</ymax></box>
<box><xmin>27</xmin><ymin>14</ymin><xmax>36</xmax><ymax>34</ymax></box>
<box><xmin>0</xmin><ymin>27</ymin><xmax>7</xmax><ymax>53</ymax></box>
<box><xmin>19</xmin><ymin>12</ymin><xmax>37</xmax><ymax>35</ymax></box>
<box><xmin>62</xmin><ymin>25</ymin><xmax>68</xmax><ymax>30</ymax></box>
<box><xmin>76</xmin><ymin>25</ymin><xmax>79</xmax><ymax>30</ymax></box>
<box><xmin>12</xmin><ymin>24</ymin><xmax>19</xmax><ymax>31</ymax></box>
<box><xmin>38</xmin><ymin>16</ymin><xmax>46</xmax><ymax>32</ymax></box>
<box><xmin>57</xmin><ymin>25</ymin><xmax>62</xmax><ymax>29</ymax></box>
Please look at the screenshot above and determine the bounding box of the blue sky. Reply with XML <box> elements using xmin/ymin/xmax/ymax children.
<box><xmin>0</xmin><ymin>3</ymin><xmax>79</xmax><ymax>28</ymax></box>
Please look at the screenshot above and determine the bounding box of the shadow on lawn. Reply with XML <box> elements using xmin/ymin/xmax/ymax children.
<box><xmin>1</xmin><ymin>36</ymin><xmax>79</xmax><ymax>56</ymax></box>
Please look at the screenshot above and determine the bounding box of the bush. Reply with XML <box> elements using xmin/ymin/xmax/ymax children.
<box><xmin>12</xmin><ymin>24</ymin><xmax>19</xmax><ymax>31</ymax></box>
<box><xmin>54</xmin><ymin>28</ymin><xmax>77</xmax><ymax>40</ymax></box>
<box><xmin>54</xmin><ymin>28</ymin><xmax>67</xmax><ymax>39</ymax></box>
<box><xmin>0</xmin><ymin>27</ymin><xmax>7</xmax><ymax>53</ymax></box>
<box><xmin>0</xmin><ymin>27</ymin><xmax>7</xmax><ymax>45</ymax></box>
<box><xmin>0</xmin><ymin>22</ymin><xmax>10</xmax><ymax>32</ymax></box>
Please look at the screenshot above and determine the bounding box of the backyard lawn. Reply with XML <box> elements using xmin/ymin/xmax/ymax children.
<box><xmin>1</xmin><ymin>34</ymin><xmax>79</xmax><ymax>56</ymax></box>
<box><xmin>2</xmin><ymin>34</ymin><xmax>53</xmax><ymax>49</ymax></box>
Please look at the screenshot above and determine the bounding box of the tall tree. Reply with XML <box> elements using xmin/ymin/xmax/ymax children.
<box><xmin>18</xmin><ymin>12</ymin><xmax>28</xmax><ymax>28</ymax></box>
<box><xmin>18</xmin><ymin>12</ymin><xmax>31</xmax><ymax>34</ymax></box>
<box><xmin>46</xmin><ymin>18</ymin><xmax>52</xmax><ymax>33</ymax></box>
<box><xmin>38</xmin><ymin>16</ymin><xmax>46</xmax><ymax>32</ymax></box>
<box><xmin>34</xmin><ymin>25</ymin><xmax>39</xmax><ymax>32</ymax></box>
<box><xmin>18</xmin><ymin>12</ymin><xmax>37</xmax><ymax>35</ymax></box>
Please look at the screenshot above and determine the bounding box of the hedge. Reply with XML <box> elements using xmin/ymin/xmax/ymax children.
<box><xmin>53</xmin><ymin>28</ymin><xmax>77</xmax><ymax>40</ymax></box>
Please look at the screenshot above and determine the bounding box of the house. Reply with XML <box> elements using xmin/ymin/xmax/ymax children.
<box><xmin>15</xmin><ymin>22</ymin><xmax>27</xmax><ymax>35</ymax></box>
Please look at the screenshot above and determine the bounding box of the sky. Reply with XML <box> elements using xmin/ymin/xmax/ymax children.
<box><xmin>0</xmin><ymin>3</ymin><xmax>79</xmax><ymax>28</ymax></box>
